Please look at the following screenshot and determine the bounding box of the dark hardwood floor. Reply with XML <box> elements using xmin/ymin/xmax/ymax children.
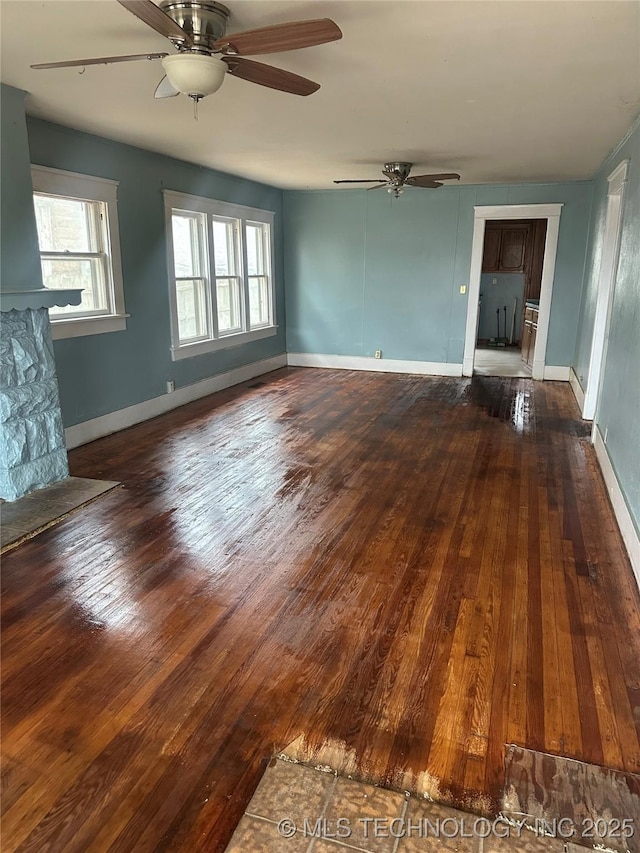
<box><xmin>2</xmin><ymin>368</ymin><xmax>639</xmax><ymax>851</ymax></box>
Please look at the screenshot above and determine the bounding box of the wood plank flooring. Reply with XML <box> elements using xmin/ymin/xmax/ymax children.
<box><xmin>2</xmin><ymin>368</ymin><xmax>639</xmax><ymax>852</ymax></box>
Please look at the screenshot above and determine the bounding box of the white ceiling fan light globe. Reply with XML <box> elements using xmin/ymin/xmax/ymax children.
<box><xmin>161</xmin><ymin>54</ymin><xmax>227</xmax><ymax>98</ymax></box>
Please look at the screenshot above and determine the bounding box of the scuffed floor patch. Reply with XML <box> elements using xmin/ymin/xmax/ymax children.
<box><xmin>225</xmin><ymin>757</ymin><xmax>573</xmax><ymax>852</ymax></box>
<box><xmin>502</xmin><ymin>745</ymin><xmax>640</xmax><ymax>853</ymax></box>
<box><xmin>278</xmin><ymin>734</ymin><xmax>495</xmax><ymax>817</ymax></box>
<box><xmin>1</xmin><ymin>476</ymin><xmax>121</xmax><ymax>552</ymax></box>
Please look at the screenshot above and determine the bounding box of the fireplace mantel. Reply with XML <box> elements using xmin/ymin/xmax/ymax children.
<box><xmin>0</xmin><ymin>287</ymin><xmax>82</xmax><ymax>314</ymax></box>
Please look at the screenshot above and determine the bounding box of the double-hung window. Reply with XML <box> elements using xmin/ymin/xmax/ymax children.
<box><xmin>164</xmin><ymin>190</ymin><xmax>276</xmax><ymax>360</ymax></box>
<box><xmin>31</xmin><ymin>165</ymin><xmax>127</xmax><ymax>339</ymax></box>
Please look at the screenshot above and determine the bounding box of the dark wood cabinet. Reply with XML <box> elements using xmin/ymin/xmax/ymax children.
<box><xmin>482</xmin><ymin>228</ymin><xmax>501</xmax><ymax>272</ymax></box>
<box><xmin>500</xmin><ymin>228</ymin><xmax>528</xmax><ymax>270</ymax></box>
<box><xmin>482</xmin><ymin>223</ymin><xmax>530</xmax><ymax>273</ymax></box>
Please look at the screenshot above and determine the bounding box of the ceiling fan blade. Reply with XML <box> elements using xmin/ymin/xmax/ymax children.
<box><xmin>154</xmin><ymin>74</ymin><xmax>179</xmax><ymax>98</ymax></box>
<box><xmin>31</xmin><ymin>52</ymin><xmax>168</xmax><ymax>69</ymax></box>
<box><xmin>409</xmin><ymin>173</ymin><xmax>461</xmax><ymax>183</ymax></box>
<box><xmin>405</xmin><ymin>177</ymin><xmax>444</xmax><ymax>188</ymax></box>
<box><xmin>215</xmin><ymin>18</ymin><xmax>342</xmax><ymax>56</ymax></box>
<box><xmin>223</xmin><ymin>57</ymin><xmax>319</xmax><ymax>96</ymax></box>
<box><xmin>333</xmin><ymin>179</ymin><xmax>382</xmax><ymax>184</ymax></box>
<box><xmin>117</xmin><ymin>0</ymin><xmax>193</xmax><ymax>46</ymax></box>
<box><xmin>367</xmin><ymin>184</ymin><xmax>389</xmax><ymax>191</ymax></box>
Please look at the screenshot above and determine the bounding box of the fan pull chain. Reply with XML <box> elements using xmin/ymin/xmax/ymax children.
<box><xmin>193</xmin><ymin>97</ymin><xmax>199</xmax><ymax>121</ymax></box>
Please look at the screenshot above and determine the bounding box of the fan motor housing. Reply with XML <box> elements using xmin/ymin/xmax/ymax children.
<box><xmin>160</xmin><ymin>1</ymin><xmax>230</xmax><ymax>51</ymax></box>
<box><xmin>385</xmin><ymin>162</ymin><xmax>412</xmax><ymax>183</ymax></box>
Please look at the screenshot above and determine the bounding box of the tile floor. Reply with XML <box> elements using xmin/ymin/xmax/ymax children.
<box><xmin>1</xmin><ymin>476</ymin><xmax>120</xmax><ymax>551</ymax></box>
<box><xmin>473</xmin><ymin>347</ymin><xmax>532</xmax><ymax>378</ymax></box>
<box><xmin>225</xmin><ymin>759</ymin><xmax>585</xmax><ymax>853</ymax></box>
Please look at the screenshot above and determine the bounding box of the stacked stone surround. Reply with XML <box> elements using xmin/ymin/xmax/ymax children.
<box><xmin>0</xmin><ymin>308</ymin><xmax>69</xmax><ymax>501</ymax></box>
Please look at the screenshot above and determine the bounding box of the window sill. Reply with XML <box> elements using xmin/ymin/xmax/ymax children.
<box><xmin>50</xmin><ymin>314</ymin><xmax>129</xmax><ymax>340</ymax></box>
<box><xmin>171</xmin><ymin>325</ymin><xmax>278</xmax><ymax>361</ymax></box>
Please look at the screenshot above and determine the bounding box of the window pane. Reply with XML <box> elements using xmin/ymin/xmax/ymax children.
<box><xmin>249</xmin><ymin>276</ymin><xmax>270</xmax><ymax>327</ymax></box>
<box><xmin>34</xmin><ymin>195</ymin><xmax>99</xmax><ymax>253</ymax></box>
<box><xmin>176</xmin><ymin>279</ymin><xmax>208</xmax><ymax>342</ymax></box>
<box><xmin>246</xmin><ymin>223</ymin><xmax>266</xmax><ymax>276</ymax></box>
<box><xmin>216</xmin><ymin>278</ymin><xmax>242</xmax><ymax>333</ymax></box>
<box><xmin>42</xmin><ymin>258</ymin><xmax>109</xmax><ymax>316</ymax></box>
<box><xmin>172</xmin><ymin>214</ymin><xmax>203</xmax><ymax>278</ymax></box>
<box><xmin>212</xmin><ymin>219</ymin><xmax>239</xmax><ymax>276</ymax></box>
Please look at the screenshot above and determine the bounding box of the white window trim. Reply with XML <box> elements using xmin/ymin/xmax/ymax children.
<box><xmin>31</xmin><ymin>165</ymin><xmax>128</xmax><ymax>339</ymax></box>
<box><xmin>164</xmin><ymin>189</ymin><xmax>277</xmax><ymax>361</ymax></box>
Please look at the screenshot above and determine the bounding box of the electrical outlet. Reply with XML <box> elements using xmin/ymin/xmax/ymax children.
<box><xmin>492</xmin><ymin>277</ymin><xmax>498</xmax><ymax>285</ymax></box>
<box><xmin>166</xmin><ymin>380</ymin><xmax>175</xmax><ymax>393</ymax></box>
<box><xmin>374</xmin><ymin>350</ymin><xmax>382</xmax><ymax>359</ymax></box>
<box><xmin>460</xmin><ymin>285</ymin><xmax>467</xmax><ymax>294</ymax></box>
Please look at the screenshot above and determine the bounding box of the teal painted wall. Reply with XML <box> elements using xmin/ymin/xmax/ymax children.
<box><xmin>478</xmin><ymin>273</ymin><xmax>526</xmax><ymax>342</ymax></box>
<box><xmin>0</xmin><ymin>85</ymin><xmax>43</xmax><ymax>293</ymax></box>
<box><xmin>25</xmin><ymin>118</ymin><xmax>285</xmax><ymax>428</ymax></box>
<box><xmin>284</xmin><ymin>181</ymin><xmax>593</xmax><ymax>366</ymax></box>
<box><xmin>574</xmin><ymin>117</ymin><xmax>640</xmax><ymax>533</ymax></box>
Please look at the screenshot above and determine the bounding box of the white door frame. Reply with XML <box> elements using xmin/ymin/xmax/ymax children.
<box><xmin>463</xmin><ymin>204</ymin><xmax>563</xmax><ymax>380</ymax></box>
<box><xmin>582</xmin><ymin>160</ymin><xmax>629</xmax><ymax>420</ymax></box>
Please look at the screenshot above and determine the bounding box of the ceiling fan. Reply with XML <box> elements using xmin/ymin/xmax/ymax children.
<box><xmin>334</xmin><ymin>162</ymin><xmax>461</xmax><ymax>197</ymax></box>
<box><xmin>31</xmin><ymin>0</ymin><xmax>342</xmax><ymax>115</ymax></box>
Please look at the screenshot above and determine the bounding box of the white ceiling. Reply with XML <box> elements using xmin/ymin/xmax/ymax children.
<box><xmin>1</xmin><ymin>0</ymin><xmax>639</xmax><ymax>189</ymax></box>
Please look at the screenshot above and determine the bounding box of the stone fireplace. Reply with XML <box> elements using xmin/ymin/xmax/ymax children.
<box><xmin>1</xmin><ymin>84</ymin><xmax>81</xmax><ymax>501</ymax></box>
<box><xmin>0</xmin><ymin>307</ymin><xmax>72</xmax><ymax>500</ymax></box>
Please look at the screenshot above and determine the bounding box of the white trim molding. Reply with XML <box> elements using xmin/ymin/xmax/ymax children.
<box><xmin>171</xmin><ymin>326</ymin><xmax>277</xmax><ymax>361</ymax></box>
<box><xmin>287</xmin><ymin>353</ymin><xmax>463</xmax><ymax>377</ymax></box>
<box><xmin>582</xmin><ymin>160</ymin><xmax>629</xmax><ymax>420</ymax></box>
<box><xmin>65</xmin><ymin>354</ymin><xmax>287</xmax><ymax>449</ymax></box>
<box><xmin>31</xmin><ymin>164</ymin><xmax>127</xmax><ymax>339</ymax></box>
<box><xmin>163</xmin><ymin>189</ymin><xmax>277</xmax><ymax>361</ymax></box>
<box><xmin>162</xmin><ymin>189</ymin><xmax>276</xmax><ymax>220</ymax></box>
<box><xmin>50</xmin><ymin>314</ymin><xmax>129</xmax><ymax>340</ymax></box>
<box><xmin>592</xmin><ymin>426</ymin><xmax>640</xmax><ymax>591</ymax></box>
<box><xmin>569</xmin><ymin>367</ymin><xmax>586</xmax><ymax>412</ymax></box>
<box><xmin>463</xmin><ymin>203</ymin><xmax>563</xmax><ymax>380</ymax></box>
<box><xmin>542</xmin><ymin>366</ymin><xmax>571</xmax><ymax>381</ymax></box>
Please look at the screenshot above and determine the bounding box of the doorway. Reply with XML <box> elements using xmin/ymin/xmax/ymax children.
<box><xmin>474</xmin><ymin>218</ymin><xmax>547</xmax><ymax>377</ymax></box>
<box><xmin>581</xmin><ymin>160</ymin><xmax>628</xmax><ymax>420</ymax></box>
<box><xmin>463</xmin><ymin>204</ymin><xmax>563</xmax><ymax>379</ymax></box>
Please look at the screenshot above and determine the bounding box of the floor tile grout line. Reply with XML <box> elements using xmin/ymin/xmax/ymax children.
<box><xmin>307</xmin><ymin>772</ymin><xmax>338</xmax><ymax>852</ymax></box>
<box><xmin>242</xmin><ymin>806</ymin><xmax>373</xmax><ymax>852</ymax></box>
<box><xmin>390</xmin><ymin>796</ymin><xmax>408</xmax><ymax>853</ymax></box>
<box><xmin>243</xmin><ymin>812</ymin><xmax>280</xmax><ymax>825</ymax></box>
<box><xmin>309</xmin><ymin>834</ymin><xmax>380</xmax><ymax>853</ymax></box>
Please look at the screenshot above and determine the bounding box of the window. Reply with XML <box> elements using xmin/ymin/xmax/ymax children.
<box><xmin>246</xmin><ymin>221</ymin><xmax>272</xmax><ymax>328</ymax></box>
<box><xmin>164</xmin><ymin>190</ymin><xmax>276</xmax><ymax>360</ymax></box>
<box><xmin>32</xmin><ymin>165</ymin><xmax>127</xmax><ymax>339</ymax></box>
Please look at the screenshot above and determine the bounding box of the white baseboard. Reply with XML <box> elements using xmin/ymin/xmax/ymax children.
<box><xmin>65</xmin><ymin>354</ymin><xmax>287</xmax><ymax>449</ymax></box>
<box><xmin>543</xmin><ymin>365</ymin><xmax>571</xmax><ymax>381</ymax></box>
<box><xmin>569</xmin><ymin>367</ymin><xmax>586</xmax><ymax>413</ymax></box>
<box><xmin>593</xmin><ymin>425</ymin><xmax>640</xmax><ymax>591</ymax></box>
<box><xmin>287</xmin><ymin>352</ymin><xmax>463</xmax><ymax>377</ymax></box>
